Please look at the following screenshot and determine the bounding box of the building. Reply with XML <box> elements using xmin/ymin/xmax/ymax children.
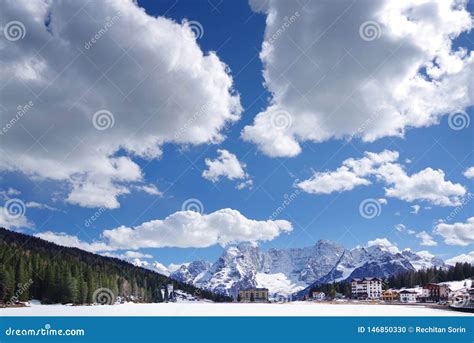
<box><xmin>381</xmin><ymin>290</ymin><xmax>399</xmax><ymax>302</ymax></box>
<box><xmin>351</xmin><ymin>277</ymin><xmax>383</xmax><ymax>299</ymax></box>
<box><xmin>422</xmin><ymin>284</ymin><xmax>449</xmax><ymax>302</ymax></box>
<box><xmin>312</xmin><ymin>291</ymin><xmax>325</xmax><ymax>300</ymax></box>
<box><xmin>439</xmin><ymin>285</ymin><xmax>450</xmax><ymax>301</ymax></box>
<box><xmin>416</xmin><ymin>288</ymin><xmax>430</xmax><ymax>302</ymax></box>
<box><xmin>399</xmin><ymin>290</ymin><xmax>417</xmax><ymax>303</ymax></box>
<box><xmin>238</xmin><ymin>288</ymin><xmax>269</xmax><ymax>302</ymax></box>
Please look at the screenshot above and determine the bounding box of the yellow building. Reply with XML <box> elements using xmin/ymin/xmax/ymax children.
<box><xmin>381</xmin><ymin>290</ymin><xmax>399</xmax><ymax>302</ymax></box>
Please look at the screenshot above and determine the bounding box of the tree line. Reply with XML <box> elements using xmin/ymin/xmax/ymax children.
<box><xmin>0</xmin><ymin>228</ymin><xmax>232</xmax><ymax>305</ymax></box>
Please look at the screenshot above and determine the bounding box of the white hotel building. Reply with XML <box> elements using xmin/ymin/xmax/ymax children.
<box><xmin>351</xmin><ymin>277</ymin><xmax>383</xmax><ymax>299</ymax></box>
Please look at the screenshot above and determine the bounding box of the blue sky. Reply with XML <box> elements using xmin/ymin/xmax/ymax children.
<box><xmin>0</xmin><ymin>0</ymin><xmax>473</xmax><ymax>267</ymax></box>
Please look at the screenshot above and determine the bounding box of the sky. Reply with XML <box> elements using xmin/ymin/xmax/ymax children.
<box><xmin>0</xmin><ymin>0</ymin><xmax>473</xmax><ymax>268</ymax></box>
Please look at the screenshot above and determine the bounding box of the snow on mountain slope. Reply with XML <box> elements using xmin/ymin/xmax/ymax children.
<box><xmin>174</xmin><ymin>240</ymin><xmax>445</xmax><ymax>298</ymax></box>
<box><xmin>255</xmin><ymin>272</ymin><xmax>307</xmax><ymax>297</ymax></box>
<box><xmin>170</xmin><ymin>261</ymin><xmax>212</xmax><ymax>284</ymax></box>
<box><xmin>401</xmin><ymin>249</ymin><xmax>445</xmax><ymax>271</ymax></box>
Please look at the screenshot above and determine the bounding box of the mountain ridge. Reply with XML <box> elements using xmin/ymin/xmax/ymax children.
<box><xmin>159</xmin><ymin>240</ymin><xmax>445</xmax><ymax>298</ymax></box>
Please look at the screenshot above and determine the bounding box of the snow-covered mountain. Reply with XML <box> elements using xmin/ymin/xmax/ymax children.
<box><xmin>168</xmin><ymin>240</ymin><xmax>445</xmax><ymax>298</ymax></box>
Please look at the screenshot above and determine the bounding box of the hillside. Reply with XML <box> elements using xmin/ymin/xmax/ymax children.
<box><xmin>0</xmin><ymin>228</ymin><xmax>231</xmax><ymax>305</ymax></box>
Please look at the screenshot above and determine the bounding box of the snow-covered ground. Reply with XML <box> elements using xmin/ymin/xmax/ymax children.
<box><xmin>2</xmin><ymin>301</ymin><xmax>471</xmax><ymax>316</ymax></box>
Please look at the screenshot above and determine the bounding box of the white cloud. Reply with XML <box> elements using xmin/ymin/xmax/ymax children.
<box><xmin>296</xmin><ymin>166</ymin><xmax>370</xmax><ymax>194</ymax></box>
<box><xmin>382</xmin><ymin>167</ymin><xmax>466</xmax><ymax>206</ymax></box>
<box><xmin>410</xmin><ymin>205</ymin><xmax>421</xmax><ymax>214</ymax></box>
<box><xmin>416</xmin><ymin>250</ymin><xmax>435</xmax><ymax>259</ymax></box>
<box><xmin>434</xmin><ymin>217</ymin><xmax>474</xmax><ymax>246</ymax></box>
<box><xmin>34</xmin><ymin>231</ymin><xmax>114</xmax><ymax>252</ymax></box>
<box><xmin>26</xmin><ymin>201</ymin><xmax>58</xmax><ymax>211</ymax></box>
<box><xmin>102</xmin><ymin>208</ymin><xmax>292</xmax><ymax>249</ymax></box>
<box><xmin>0</xmin><ymin>0</ymin><xmax>241</xmax><ymax>209</ymax></box>
<box><xmin>296</xmin><ymin>150</ymin><xmax>397</xmax><ymax>194</ymax></box>
<box><xmin>446</xmin><ymin>251</ymin><xmax>474</xmax><ymax>266</ymax></box>
<box><xmin>102</xmin><ymin>251</ymin><xmax>153</xmax><ymax>259</ymax></box>
<box><xmin>416</xmin><ymin>231</ymin><xmax>437</xmax><ymax>246</ymax></box>
<box><xmin>464</xmin><ymin>167</ymin><xmax>474</xmax><ymax>179</ymax></box>
<box><xmin>243</xmin><ymin>0</ymin><xmax>473</xmax><ymax>157</ymax></box>
<box><xmin>133</xmin><ymin>184</ymin><xmax>162</xmax><ymax>196</ymax></box>
<box><xmin>394</xmin><ymin>223</ymin><xmax>417</xmax><ymax>235</ymax></box>
<box><xmin>236</xmin><ymin>179</ymin><xmax>253</xmax><ymax>190</ymax></box>
<box><xmin>367</xmin><ymin>238</ymin><xmax>399</xmax><ymax>254</ymax></box>
<box><xmin>0</xmin><ymin>207</ymin><xmax>33</xmax><ymax>230</ymax></box>
<box><xmin>296</xmin><ymin>150</ymin><xmax>466</xmax><ymax>206</ymax></box>
<box><xmin>202</xmin><ymin>149</ymin><xmax>249</xmax><ymax>183</ymax></box>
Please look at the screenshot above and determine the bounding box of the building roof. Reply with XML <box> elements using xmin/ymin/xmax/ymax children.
<box><xmin>351</xmin><ymin>277</ymin><xmax>383</xmax><ymax>282</ymax></box>
<box><xmin>399</xmin><ymin>290</ymin><xmax>417</xmax><ymax>294</ymax></box>
<box><xmin>239</xmin><ymin>288</ymin><xmax>269</xmax><ymax>291</ymax></box>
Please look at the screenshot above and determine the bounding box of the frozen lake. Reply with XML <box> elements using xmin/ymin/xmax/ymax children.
<box><xmin>1</xmin><ymin>301</ymin><xmax>471</xmax><ymax>317</ymax></box>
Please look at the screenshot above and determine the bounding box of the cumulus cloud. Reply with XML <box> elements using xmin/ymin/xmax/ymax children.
<box><xmin>296</xmin><ymin>150</ymin><xmax>466</xmax><ymax>206</ymax></box>
<box><xmin>464</xmin><ymin>167</ymin><xmax>474</xmax><ymax>179</ymax></box>
<box><xmin>202</xmin><ymin>149</ymin><xmax>249</xmax><ymax>183</ymax></box>
<box><xmin>296</xmin><ymin>167</ymin><xmax>371</xmax><ymax>194</ymax></box>
<box><xmin>0</xmin><ymin>207</ymin><xmax>33</xmax><ymax>230</ymax></box>
<box><xmin>416</xmin><ymin>231</ymin><xmax>437</xmax><ymax>246</ymax></box>
<box><xmin>243</xmin><ymin>0</ymin><xmax>474</xmax><ymax>157</ymax></box>
<box><xmin>434</xmin><ymin>217</ymin><xmax>474</xmax><ymax>246</ymax></box>
<box><xmin>0</xmin><ymin>0</ymin><xmax>241</xmax><ymax>209</ymax></box>
<box><xmin>102</xmin><ymin>208</ymin><xmax>292</xmax><ymax>249</ymax></box>
<box><xmin>446</xmin><ymin>251</ymin><xmax>474</xmax><ymax>265</ymax></box>
<box><xmin>367</xmin><ymin>238</ymin><xmax>399</xmax><ymax>254</ymax></box>
<box><xmin>34</xmin><ymin>231</ymin><xmax>114</xmax><ymax>252</ymax></box>
<box><xmin>297</xmin><ymin>150</ymin><xmax>397</xmax><ymax>194</ymax></box>
<box><xmin>382</xmin><ymin>167</ymin><xmax>466</xmax><ymax>206</ymax></box>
